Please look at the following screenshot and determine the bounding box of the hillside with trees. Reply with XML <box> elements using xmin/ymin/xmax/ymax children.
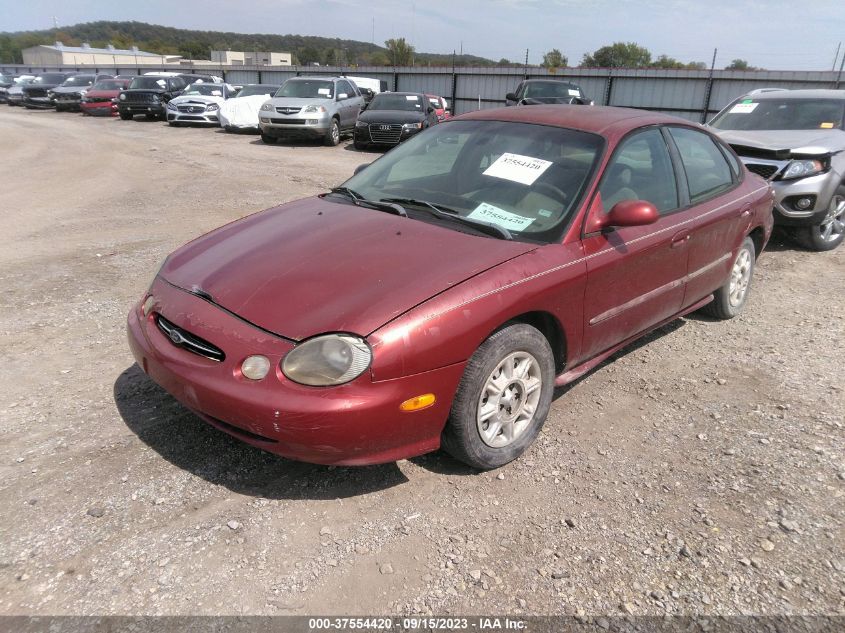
<box><xmin>0</xmin><ymin>21</ymin><xmax>495</xmax><ymax>66</ymax></box>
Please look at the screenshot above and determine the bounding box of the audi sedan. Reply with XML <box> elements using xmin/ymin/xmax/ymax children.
<box><xmin>128</xmin><ymin>106</ymin><xmax>773</xmax><ymax>469</ymax></box>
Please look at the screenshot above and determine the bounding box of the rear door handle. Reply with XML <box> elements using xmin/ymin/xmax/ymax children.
<box><xmin>671</xmin><ymin>232</ymin><xmax>691</xmax><ymax>249</ymax></box>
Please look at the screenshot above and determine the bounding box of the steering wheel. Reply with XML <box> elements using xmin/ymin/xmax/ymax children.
<box><xmin>532</xmin><ymin>181</ymin><xmax>568</xmax><ymax>204</ymax></box>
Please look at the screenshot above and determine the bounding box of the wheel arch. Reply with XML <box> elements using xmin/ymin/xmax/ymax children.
<box><xmin>495</xmin><ymin>311</ymin><xmax>568</xmax><ymax>375</ymax></box>
<box><xmin>747</xmin><ymin>226</ymin><xmax>766</xmax><ymax>258</ymax></box>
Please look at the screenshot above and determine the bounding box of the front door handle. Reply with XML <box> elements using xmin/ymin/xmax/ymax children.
<box><xmin>671</xmin><ymin>232</ymin><xmax>691</xmax><ymax>249</ymax></box>
<box><xmin>740</xmin><ymin>205</ymin><xmax>752</xmax><ymax>218</ymax></box>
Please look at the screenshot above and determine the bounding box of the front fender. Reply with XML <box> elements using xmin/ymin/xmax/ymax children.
<box><xmin>368</xmin><ymin>243</ymin><xmax>587</xmax><ymax>381</ymax></box>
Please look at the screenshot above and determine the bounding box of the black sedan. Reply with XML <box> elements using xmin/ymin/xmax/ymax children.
<box><xmin>353</xmin><ymin>92</ymin><xmax>439</xmax><ymax>150</ymax></box>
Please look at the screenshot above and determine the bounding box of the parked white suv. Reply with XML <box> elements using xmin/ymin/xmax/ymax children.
<box><xmin>259</xmin><ymin>77</ymin><xmax>364</xmax><ymax>146</ymax></box>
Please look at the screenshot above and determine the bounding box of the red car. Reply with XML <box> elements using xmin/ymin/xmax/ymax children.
<box><xmin>426</xmin><ymin>94</ymin><xmax>451</xmax><ymax>121</ymax></box>
<box><xmin>80</xmin><ymin>78</ymin><xmax>131</xmax><ymax>116</ymax></box>
<box><xmin>127</xmin><ymin>106</ymin><xmax>773</xmax><ymax>469</ymax></box>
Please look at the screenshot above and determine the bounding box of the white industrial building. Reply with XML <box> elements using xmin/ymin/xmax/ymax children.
<box><xmin>211</xmin><ymin>50</ymin><xmax>292</xmax><ymax>66</ymax></box>
<box><xmin>22</xmin><ymin>42</ymin><xmax>175</xmax><ymax>66</ymax></box>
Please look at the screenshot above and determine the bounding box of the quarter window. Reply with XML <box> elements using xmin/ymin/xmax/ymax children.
<box><xmin>598</xmin><ymin>128</ymin><xmax>679</xmax><ymax>214</ymax></box>
<box><xmin>668</xmin><ymin>127</ymin><xmax>735</xmax><ymax>203</ymax></box>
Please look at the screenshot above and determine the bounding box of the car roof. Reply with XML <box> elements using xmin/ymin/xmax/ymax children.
<box><xmin>458</xmin><ymin>105</ymin><xmax>696</xmax><ymax>136</ymax></box>
<box><xmin>743</xmin><ymin>89</ymin><xmax>845</xmax><ymax>101</ymax></box>
<box><xmin>523</xmin><ymin>78</ymin><xmax>581</xmax><ymax>85</ymax></box>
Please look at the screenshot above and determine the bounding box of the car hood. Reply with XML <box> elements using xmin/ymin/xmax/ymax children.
<box><xmin>713</xmin><ymin>128</ymin><xmax>845</xmax><ymax>155</ymax></box>
<box><xmin>23</xmin><ymin>83</ymin><xmax>62</xmax><ymax>91</ymax></box>
<box><xmin>359</xmin><ymin>110</ymin><xmax>426</xmax><ymax>125</ymax></box>
<box><xmin>170</xmin><ymin>94</ymin><xmax>226</xmax><ymax>106</ymax></box>
<box><xmin>85</xmin><ymin>89</ymin><xmax>119</xmax><ymax>98</ymax></box>
<box><xmin>54</xmin><ymin>85</ymin><xmax>89</xmax><ymax>94</ymax></box>
<box><xmin>159</xmin><ymin>196</ymin><xmax>537</xmax><ymax>340</ymax></box>
<box><xmin>268</xmin><ymin>97</ymin><xmax>335</xmax><ymax>108</ymax></box>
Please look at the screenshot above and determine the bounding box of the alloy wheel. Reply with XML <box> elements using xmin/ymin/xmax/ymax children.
<box><xmin>729</xmin><ymin>247</ymin><xmax>752</xmax><ymax>307</ymax></box>
<box><xmin>476</xmin><ymin>351</ymin><xmax>543</xmax><ymax>448</ymax></box>
<box><xmin>819</xmin><ymin>194</ymin><xmax>845</xmax><ymax>243</ymax></box>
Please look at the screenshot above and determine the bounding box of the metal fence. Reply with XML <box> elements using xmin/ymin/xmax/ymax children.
<box><xmin>2</xmin><ymin>62</ymin><xmax>842</xmax><ymax>122</ymax></box>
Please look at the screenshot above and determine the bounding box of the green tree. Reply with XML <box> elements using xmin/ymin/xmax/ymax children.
<box><xmin>581</xmin><ymin>42</ymin><xmax>651</xmax><ymax>68</ymax></box>
<box><xmin>541</xmin><ymin>49</ymin><xmax>567</xmax><ymax>69</ymax></box>
<box><xmin>725</xmin><ymin>58</ymin><xmax>762</xmax><ymax>71</ymax></box>
<box><xmin>298</xmin><ymin>46</ymin><xmax>321</xmax><ymax>65</ymax></box>
<box><xmin>497</xmin><ymin>58</ymin><xmax>511</xmax><ymax>66</ymax></box>
<box><xmin>384</xmin><ymin>37</ymin><xmax>414</xmax><ymax>66</ymax></box>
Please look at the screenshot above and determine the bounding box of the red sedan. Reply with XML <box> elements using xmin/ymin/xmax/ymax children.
<box><xmin>127</xmin><ymin>106</ymin><xmax>773</xmax><ymax>469</ymax></box>
<box><xmin>80</xmin><ymin>78</ymin><xmax>131</xmax><ymax>116</ymax></box>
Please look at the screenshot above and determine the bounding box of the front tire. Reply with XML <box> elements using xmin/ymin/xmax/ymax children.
<box><xmin>324</xmin><ymin>118</ymin><xmax>340</xmax><ymax>146</ymax></box>
<box><xmin>701</xmin><ymin>237</ymin><xmax>755</xmax><ymax>320</ymax></box>
<box><xmin>260</xmin><ymin>133</ymin><xmax>277</xmax><ymax>144</ymax></box>
<box><xmin>119</xmin><ymin>112</ymin><xmax>132</xmax><ymax>120</ymax></box>
<box><xmin>792</xmin><ymin>187</ymin><xmax>845</xmax><ymax>252</ymax></box>
<box><xmin>442</xmin><ymin>324</ymin><xmax>555</xmax><ymax>470</ymax></box>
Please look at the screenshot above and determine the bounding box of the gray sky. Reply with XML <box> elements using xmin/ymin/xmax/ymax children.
<box><xmin>4</xmin><ymin>0</ymin><xmax>843</xmax><ymax>71</ymax></box>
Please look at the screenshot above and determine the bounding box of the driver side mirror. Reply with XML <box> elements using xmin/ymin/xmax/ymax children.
<box><xmin>605</xmin><ymin>200</ymin><xmax>659</xmax><ymax>229</ymax></box>
<box><xmin>427</xmin><ymin>106</ymin><xmax>435</xmax><ymax>114</ymax></box>
<box><xmin>354</xmin><ymin>163</ymin><xmax>368</xmax><ymax>175</ymax></box>
<box><xmin>505</xmin><ymin>92</ymin><xmax>518</xmax><ymax>102</ymax></box>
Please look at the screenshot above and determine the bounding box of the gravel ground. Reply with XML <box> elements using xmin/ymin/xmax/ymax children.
<box><xmin>0</xmin><ymin>107</ymin><xmax>843</xmax><ymax>618</ymax></box>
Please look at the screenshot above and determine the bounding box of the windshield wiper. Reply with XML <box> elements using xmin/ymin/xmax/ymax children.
<box><xmin>328</xmin><ymin>187</ymin><xmax>408</xmax><ymax>217</ymax></box>
<box><xmin>381</xmin><ymin>197</ymin><xmax>513</xmax><ymax>240</ymax></box>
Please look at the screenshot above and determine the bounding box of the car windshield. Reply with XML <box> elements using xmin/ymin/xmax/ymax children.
<box><xmin>710</xmin><ymin>98</ymin><xmax>845</xmax><ymax>131</ymax></box>
<box><xmin>276</xmin><ymin>80</ymin><xmax>334</xmax><ymax>99</ymax></box>
<box><xmin>129</xmin><ymin>77</ymin><xmax>168</xmax><ymax>90</ymax></box>
<box><xmin>524</xmin><ymin>82</ymin><xmax>581</xmax><ymax>99</ymax></box>
<box><xmin>369</xmin><ymin>94</ymin><xmax>425</xmax><ymax>112</ymax></box>
<box><xmin>32</xmin><ymin>74</ymin><xmax>68</xmax><ymax>84</ymax></box>
<box><xmin>238</xmin><ymin>85</ymin><xmax>277</xmax><ymax>97</ymax></box>
<box><xmin>339</xmin><ymin>120</ymin><xmax>603</xmax><ymax>243</ymax></box>
<box><xmin>183</xmin><ymin>84</ymin><xmax>225</xmax><ymax>97</ymax></box>
<box><xmin>63</xmin><ymin>76</ymin><xmax>95</xmax><ymax>87</ymax></box>
<box><xmin>92</xmin><ymin>80</ymin><xmax>125</xmax><ymax>91</ymax></box>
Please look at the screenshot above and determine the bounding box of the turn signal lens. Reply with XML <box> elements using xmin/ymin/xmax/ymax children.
<box><xmin>241</xmin><ymin>355</ymin><xmax>271</xmax><ymax>381</ymax></box>
<box><xmin>400</xmin><ymin>393</ymin><xmax>436</xmax><ymax>412</ymax></box>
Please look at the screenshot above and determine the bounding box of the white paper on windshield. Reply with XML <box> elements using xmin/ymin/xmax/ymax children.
<box><xmin>211</xmin><ymin>90</ymin><xmax>222</xmax><ymax>96</ymax></box>
<box><xmin>468</xmin><ymin>203</ymin><xmax>534</xmax><ymax>231</ymax></box>
<box><xmin>729</xmin><ymin>102</ymin><xmax>758</xmax><ymax>114</ymax></box>
<box><xmin>483</xmin><ymin>153</ymin><xmax>553</xmax><ymax>186</ymax></box>
<box><xmin>318</xmin><ymin>88</ymin><xmax>330</xmax><ymax>95</ymax></box>
<box><xmin>568</xmin><ymin>89</ymin><xmax>580</xmax><ymax>96</ymax></box>
<box><xmin>406</xmin><ymin>95</ymin><xmax>419</xmax><ymax>101</ymax></box>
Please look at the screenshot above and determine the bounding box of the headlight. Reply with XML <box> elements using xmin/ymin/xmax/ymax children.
<box><xmin>47</xmin><ymin>91</ymin><xmax>55</xmax><ymax>98</ymax></box>
<box><xmin>151</xmin><ymin>95</ymin><xmax>160</xmax><ymax>103</ymax></box>
<box><xmin>355</xmin><ymin>120</ymin><xmax>369</xmax><ymax>128</ymax></box>
<box><xmin>302</xmin><ymin>105</ymin><xmax>327</xmax><ymax>114</ymax></box>
<box><xmin>206</xmin><ymin>103</ymin><xmax>219</xmax><ymax>111</ymax></box>
<box><xmin>260</xmin><ymin>102</ymin><xmax>274</xmax><ymax>111</ymax></box>
<box><xmin>403</xmin><ymin>122</ymin><xmax>423</xmax><ymax>130</ymax></box>
<box><xmin>282</xmin><ymin>334</ymin><xmax>372</xmax><ymax>386</ymax></box>
<box><xmin>119</xmin><ymin>93</ymin><xmax>126</xmax><ymax>101</ymax></box>
<box><xmin>781</xmin><ymin>159</ymin><xmax>826</xmax><ymax>180</ymax></box>
<box><xmin>166</xmin><ymin>101</ymin><xmax>177</xmax><ymax>110</ymax></box>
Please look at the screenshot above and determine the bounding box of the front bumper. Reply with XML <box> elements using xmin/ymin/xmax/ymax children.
<box><xmin>126</xmin><ymin>278</ymin><xmax>463</xmax><ymax>465</ymax></box>
<box><xmin>259</xmin><ymin>114</ymin><xmax>330</xmax><ymax>138</ymax></box>
<box><xmin>118</xmin><ymin>102</ymin><xmax>165</xmax><ymax>116</ymax></box>
<box><xmin>23</xmin><ymin>96</ymin><xmax>55</xmax><ymax>108</ymax></box>
<box><xmin>81</xmin><ymin>101</ymin><xmax>118</xmax><ymax>116</ymax></box>
<box><xmin>167</xmin><ymin>108</ymin><xmax>220</xmax><ymax>124</ymax></box>
<box><xmin>768</xmin><ymin>171</ymin><xmax>842</xmax><ymax>227</ymax></box>
<box><xmin>54</xmin><ymin>95</ymin><xmax>83</xmax><ymax>110</ymax></box>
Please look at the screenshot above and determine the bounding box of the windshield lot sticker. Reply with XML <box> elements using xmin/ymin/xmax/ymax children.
<box><xmin>568</xmin><ymin>89</ymin><xmax>580</xmax><ymax>96</ymax></box>
<box><xmin>483</xmin><ymin>153</ymin><xmax>553</xmax><ymax>185</ymax></box>
<box><xmin>729</xmin><ymin>102</ymin><xmax>758</xmax><ymax>114</ymax></box>
<box><xmin>406</xmin><ymin>95</ymin><xmax>419</xmax><ymax>101</ymax></box>
<box><xmin>820</xmin><ymin>122</ymin><xmax>834</xmax><ymax>129</ymax></box>
<box><xmin>318</xmin><ymin>88</ymin><xmax>331</xmax><ymax>95</ymax></box>
<box><xmin>468</xmin><ymin>203</ymin><xmax>534</xmax><ymax>231</ymax></box>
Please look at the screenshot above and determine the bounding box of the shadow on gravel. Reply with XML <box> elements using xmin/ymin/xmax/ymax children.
<box><xmin>114</xmin><ymin>364</ymin><xmax>409</xmax><ymax>499</ymax></box>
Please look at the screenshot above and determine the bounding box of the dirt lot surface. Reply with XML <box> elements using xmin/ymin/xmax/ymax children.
<box><xmin>0</xmin><ymin>107</ymin><xmax>843</xmax><ymax>618</ymax></box>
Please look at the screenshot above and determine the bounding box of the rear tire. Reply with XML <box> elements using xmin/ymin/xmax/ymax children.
<box><xmin>324</xmin><ymin>118</ymin><xmax>340</xmax><ymax>146</ymax></box>
<box><xmin>441</xmin><ymin>324</ymin><xmax>555</xmax><ymax>470</ymax></box>
<box><xmin>791</xmin><ymin>187</ymin><xmax>845</xmax><ymax>252</ymax></box>
<box><xmin>261</xmin><ymin>133</ymin><xmax>277</xmax><ymax>144</ymax></box>
<box><xmin>701</xmin><ymin>237</ymin><xmax>755</xmax><ymax>320</ymax></box>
